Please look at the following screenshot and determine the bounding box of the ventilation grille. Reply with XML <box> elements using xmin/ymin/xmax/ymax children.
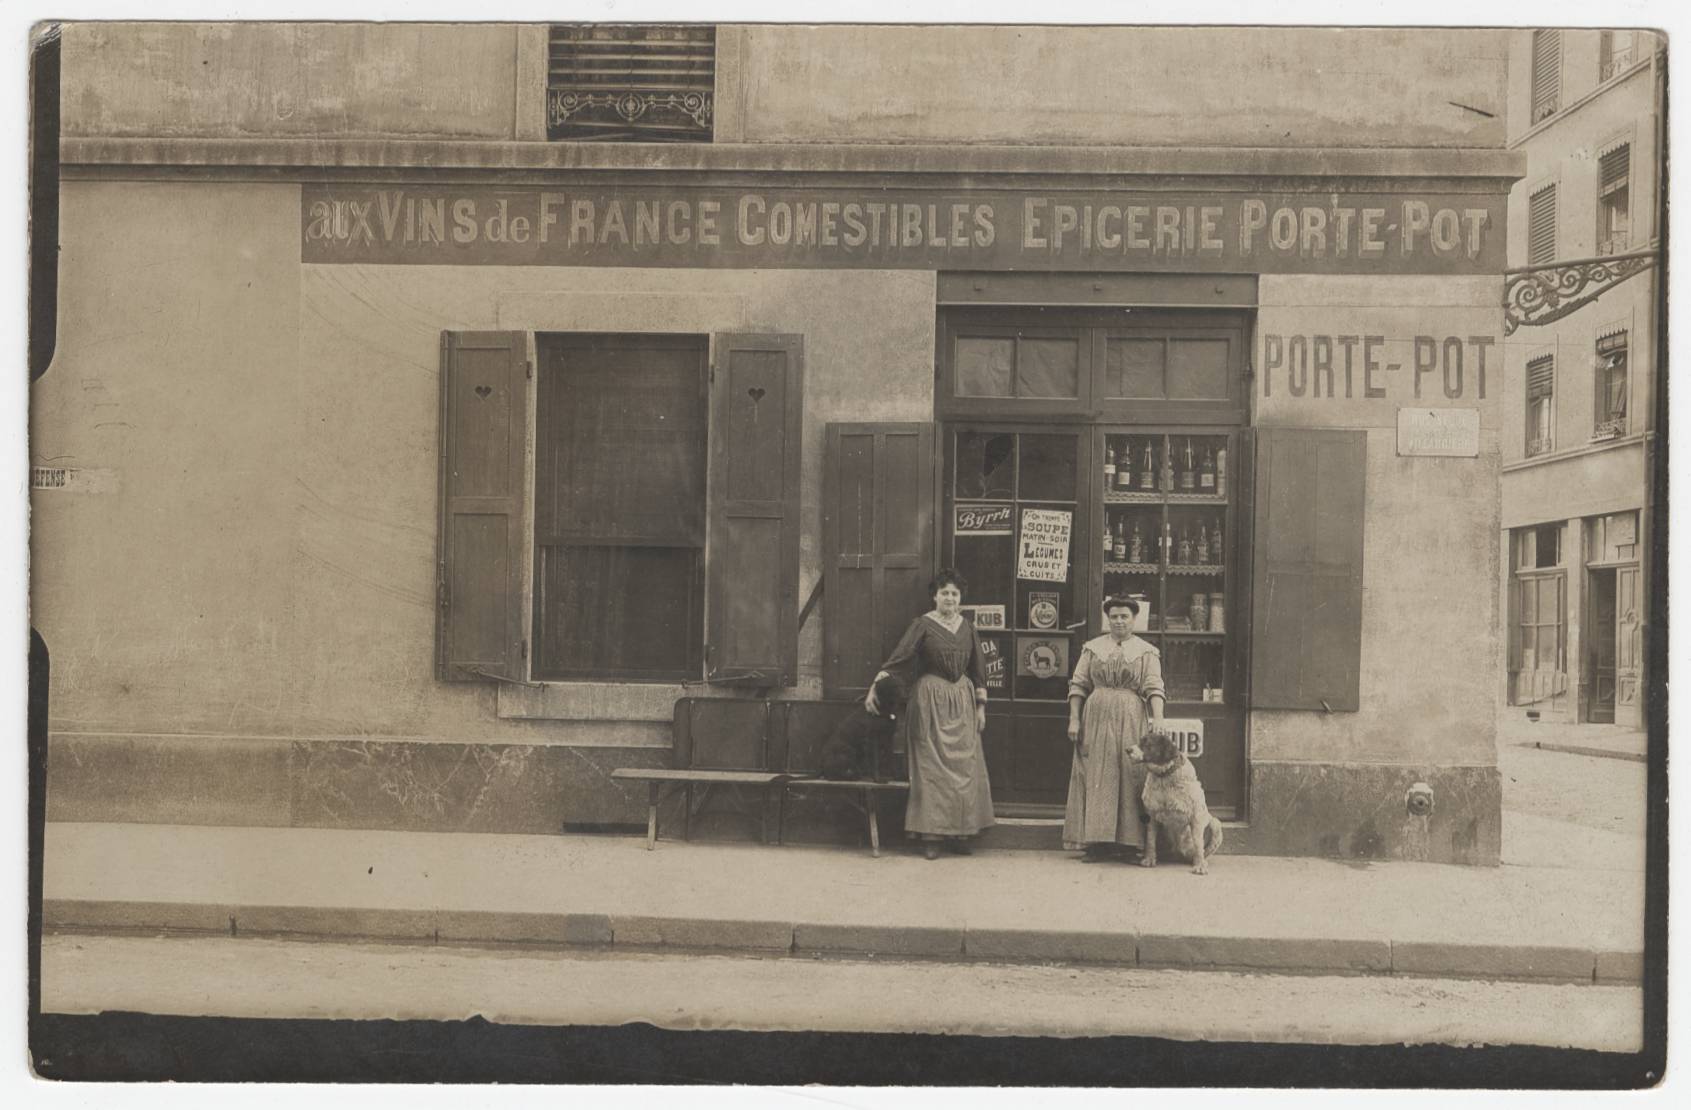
<box><xmin>547</xmin><ymin>25</ymin><xmax>714</xmax><ymax>142</ymax></box>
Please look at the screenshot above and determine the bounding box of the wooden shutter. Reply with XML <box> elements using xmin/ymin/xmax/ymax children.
<box><xmin>1532</xmin><ymin>30</ymin><xmax>1561</xmax><ymax>122</ymax></box>
<box><xmin>1526</xmin><ymin>355</ymin><xmax>1555</xmax><ymax>399</ymax></box>
<box><xmin>437</xmin><ymin>332</ymin><xmax>529</xmax><ymax>682</ymax></box>
<box><xmin>822</xmin><ymin>423</ymin><xmax>937</xmax><ymax>696</ymax></box>
<box><xmin>1527</xmin><ymin>184</ymin><xmax>1557</xmax><ymax>266</ymax></box>
<box><xmin>1599</xmin><ymin>144</ymin><xmax>1631</xmax><ymax>197</ymax></box>
<box><xmin>1249</xmin><ymin>427</ymin><xmax>1367</xmax><ymax>711</ymax></box>
<box><xmin>707</xmin><ymin>333</ymin><xmax>803</xmax><ymax>686</ymax></box>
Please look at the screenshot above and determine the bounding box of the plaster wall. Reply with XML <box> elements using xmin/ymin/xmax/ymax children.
<box><xmin>1251</xmin><ymin>275</ymin><xmax>1504</xmax><ymax>768</ymax></box>
<box><xmin>60</xmin><ymin>22</ymin><xmax>525</xmax><ymax>140</ymax></box>
<box><xmin>733</xmin><ymin>26</ymin><xmax>1507</xmax><ymax>149</ymax></box>
<box><xmin>61</xmin><ymin>23</ymin><xmax>1509</xmax><ymax>151</ymax></box>
<box><xmin>34</xmin><ymin>180</ymin><xmax>935</xmax><ymax>749</ymax></box>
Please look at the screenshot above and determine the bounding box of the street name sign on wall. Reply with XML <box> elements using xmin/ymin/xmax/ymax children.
<box><xmin>302</xmin><ymin>186</ymin><xmax>1506</xmax><ymax>274</ymax></box>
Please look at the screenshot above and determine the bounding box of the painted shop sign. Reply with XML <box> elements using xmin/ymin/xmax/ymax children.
<box><xmin>961</xmin><ymin>604</ymin><xmax>1007</xmax><ymax>631</ymax></box>
<box><xmin>978</xmin><ymin>635</ymin><xmax>1007</xmax><ymax>689</ymax></box>
<box><xmin>301</xmin><ymin>186</ymin><xmax>1505</xmax><ymax>274</ymax></box>
<box><xmin>1396</xmin><ymin>408</ymin><xmax>1481</xmax><ymax>457</ymax></box>
<box><xmin>1259</xmin><ymin>333</ymin><xmax>1498</xmax><ymax>402</ymax></box>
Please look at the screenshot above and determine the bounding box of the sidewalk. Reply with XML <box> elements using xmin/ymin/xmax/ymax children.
<box><xmin>43</xmin><ymin>821</ymin><xmax>1645</xmax><ymax>985</ymax></box>
<box><xmin>1503</xmin><ymin>719</ymin><xmax>1649</xmax><ymax>762</ymax></box>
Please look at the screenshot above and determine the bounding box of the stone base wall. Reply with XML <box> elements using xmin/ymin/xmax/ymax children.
<box><xmin>47</xmin><ymin>736</ymin><xmax>1501</xmax><ymax>865</ymax></box>
<box><xmin>1242</xmin><ymin>761</ymin><xmax>1502</xmax><ymax>866</ymax></box>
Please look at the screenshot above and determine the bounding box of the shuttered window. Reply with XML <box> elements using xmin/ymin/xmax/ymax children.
<box><xmin>1594</xmin><ymin>332</ymin><xmax>1629</xmax><ymax>436</ymax></box>
<box><xmin>822</xmin><ymin>424</ymin><xmax>937</xmax><ymax>696</ymax></box>
<box><xmin>547</xmin><ymin>25</ymin><xmax>714</xmax><ymax>142</ymax></box>
<box><xmin>1249</xmin><ymin>428</ymin><xmax>1366</xmax><ymax>712</ymax></box>
<box><xmin>1531</xmin><ymin>30</ymin><xmax>1562</xmax><ymax>124</ymax></box>
<box><xmin>438</xmin><ymin>330</ymin><xmax>803</xmax><ymax>689</ymax></box>
<box><xmin>532</xmin><ymin>334</ymin><xmax>707</xmax><ymax>681</ymax></box>
<box><xmin>1527</xmin><ymin>183</ymin><xmax>1557</xmax><ymax>267</ymax></box>
<box><xmin>1598</xmin><ymin>144</ymin><xmax>1631</xmax><ymax>255</ymax></box>
<box><xmin>707</xmin><ymin>334</ymin><xmax>805</xmax><ymax>687</ymax></box>
<box><xmin>1526</xmin><ymin>355</ymin><xmax>1555</xmax><ymax>457</ymax></box>
<box><xmin>436</xmin><ymin>333</ymin><xmax>529</xmax><ymax>682</ymax></box>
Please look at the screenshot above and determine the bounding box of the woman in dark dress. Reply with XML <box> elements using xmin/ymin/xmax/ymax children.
<box><xmin>867</xmin><ymin>569</ymin><xmax>995</xmax><ymax>859</ymax></box>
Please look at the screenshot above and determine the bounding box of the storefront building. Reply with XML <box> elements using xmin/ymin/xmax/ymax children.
<box><xmin>1499</xmin><ymin>29</ymin><xmax>1663</xmax><ymax>730</ymax></box>
<box><xmin>35</xmin><ymin>24</ymin><xmax>1520</xmax><ymax>863</ymax></box>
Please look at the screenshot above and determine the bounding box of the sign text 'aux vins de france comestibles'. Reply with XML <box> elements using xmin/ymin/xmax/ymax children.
<box><xmin>302</xmin><ymin>186</ymin><xmax>1505</xmax><ymax>274</ymax></box>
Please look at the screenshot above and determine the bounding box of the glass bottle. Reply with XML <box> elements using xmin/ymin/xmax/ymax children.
<box><xmin>1177</xmin><ymin>526</ymin><xmax>1193</xmax><ymax>565</ymax></box>
<box><xmin>1139</xmin><ymin>440</ymin><xmax>1156</xmax><ymax>491</ymax></box>
<box><xmin>1113</xmin><ymin>518</ymin><xmax>1127</xmax><ymax>560</ymax></box>
<box><xmin>1211</xmin><ymin>519</ymin><xmax>1225</xmax><ymax>566</ymax></box>
<box><xmin>1200</xmin><ymin>445</ymin><xmax>1216</xmax><ymax>492</ymax></box>
<box><xmin>1215</xmin><ymin>444</ymin><xmax>1228</xmax><ymax>498</ymax></box>
<box><xmin>1103</xmin><ymin>442</ymin><xmax>1116</xmax><ymax>487</ymax></box>
<box><xmin>1180</xmin><ymin>438</ymin><xmax>1197</xmax><ymax>491</ymax></box>
<box><xmin>1196</xmin><ymin>522</ymin><xmax>1210</xmax><ymax>564</ymax></box>
<box><xmin>1104</xmin><ymin>510</ymin><xmax>1115</xmax><ymax>557</ymax></box>
<box><xmin>1129</xmin><ymin>521</ymin><xmax>1145</xmax><ymax>564</ymax></box>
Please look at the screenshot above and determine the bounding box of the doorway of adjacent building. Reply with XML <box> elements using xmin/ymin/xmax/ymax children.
<box><xmin>1587</xmin><ymin>567</ymin><xmax>1618</xmax><ymax>724</ymax></box>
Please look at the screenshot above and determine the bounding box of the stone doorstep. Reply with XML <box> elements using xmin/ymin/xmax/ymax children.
<box><xmin>41</xmin><ymin>899</ymin><xmax>1642</xmax><ymax>987</ymax></box>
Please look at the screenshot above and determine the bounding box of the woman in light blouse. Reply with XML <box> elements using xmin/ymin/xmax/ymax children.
<box><xmin>1063</xmin><ymin>595</ymin><xmax>1166</xmax><ymax>862</ymax></box>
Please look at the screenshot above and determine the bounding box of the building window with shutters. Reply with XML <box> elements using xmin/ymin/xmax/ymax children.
<box><xmin>532</xmin><ymin>334</ymin><xmax>708</xmax><ymax>681</ymax></box>
<box><xmin>1525</xmin><ymin>355</ymin><xmax>1555</xmax><ymax>457</ymax></box>
<box><xmin>546</xmin><ymin>24</ymin><xmax>714</xmax><ymax>142</ymax></box>
<box><xmin>1527</xmin><ymin>182</ymin><xmax>1557</xmax><ymax>267</ymax></box>
<box><xmin>437</xmin><ymin>330</ymin><xmax>803</xmax><ymax>689</ymax></box>
<box><xmin>1530</xmin><ymin>29</ymin><xmax>1561</xmax><ymax>124</ymax></box>
<box><xmin>1597</xmin><ymin>143</ymin><xmax>1632</xmax><ymax>256</ymax></box>
<box><xmin>1593</xmin><ymin>332</ymin><xmax>1628</xmax><ymax>439</ymax></box>
<box><xmin>1509</xmin><ymin>524</ymin><xmax>1567</xmax><ymax>697</ymax></box>
<box><xmin>1599</xmin><ymin>30</ymin><xmax>1640</xmax><ymax>82</ymax></box>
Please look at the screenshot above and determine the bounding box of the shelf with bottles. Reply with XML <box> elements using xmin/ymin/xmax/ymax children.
<box><xmin>1166</xmin><ymin>434</ymin><xmax>1228</xmax><ymax>499</ymax></box>
<box><xmin>1103</xmin><ymin>562</ymin><xmax>1160</xmax><ymax>576</ymax></box>
<box><xmin>1165</xmin><ymin>513</ymin><xmax>1227</xmax><ymax>573</ymax></box>
<box><xmin>1099</xmin><ymin>504</ymin><xmax>1160</xmax><ymax>568</ymax></box>
<box><xmin>1099</xmin><ymin>433</ymin><xmax>1169</xmax><ymax>496</ymax></box>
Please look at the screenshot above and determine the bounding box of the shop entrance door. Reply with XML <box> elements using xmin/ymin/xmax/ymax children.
<box><xmin>943</xmin><ymin>425</ymin><xmax>1090</xmax><ymax>808</ymax></box>
<box><xmin>1587</xmin><ymin>567</ymin><xmax>1618</xmax><ymax>723</ymax></box>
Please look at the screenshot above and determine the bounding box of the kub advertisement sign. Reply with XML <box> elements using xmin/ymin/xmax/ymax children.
<box><xmin>1159</xmin><ymin>718</ymin><xmax>1206</xmax><ymax>758</ymax></box>
<box><xmin>1017</xmin><ymin>508</ymin><xmax>1072</xmax><ymax>582</ymax></box>
<box><xmin>961</xmin><ymin>604</ymin><xmax>1006</xmax><ymax>631</ymax></box>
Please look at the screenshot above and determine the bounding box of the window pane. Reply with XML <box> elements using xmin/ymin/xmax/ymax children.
<box><xmin>954</xmin><ymin>431</ymin><xmax>1015</xmax><ymax>499</ymax></box>
<box><xmin>952</xmin><ymin>532</ymin><xmax>1013</xmax><ymax>613</ymax></box>
<box><xmin>1168</xmin><ymin>338</ymin><xmax>1231</xmax><ymax>399</ymax></box>
<box><xmin>1105</xmin><ymin>338</ymin><xmax>1164</xmax><ymax>398</ymax></box>
<box><xmin>539</xmin><ymin>337</ymin><xmax>705</xmax><ymax>544</ymax></box>
<box><xmin>956</xmin><ymin>337</ymin><xmax>1014</xmax><ymax>397</ymax></box>
<box><xmin>536</xmin><ymin>545</ymin><xmax>700</xmax><ymax>677</ymax></box>
<box><xmin>1016</xmin><ymin>338</ymin><xmax>1080</xmax><ymax>398</ymax></box>
<box><xmin>1534</xmin><ymin>524</ymin><xmax>1560</xmax><ymax>568</ymax></box>
<box><xmin>1018</xmin><ymin>434</ymin><xmax>1077</xmax><ymax>502</ymax></box>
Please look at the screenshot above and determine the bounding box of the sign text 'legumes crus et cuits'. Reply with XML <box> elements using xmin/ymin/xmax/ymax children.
<box><xmin>302</xmin><ymin>186</ymin><xmax>1505</xmax><ymax>274</ymax></box>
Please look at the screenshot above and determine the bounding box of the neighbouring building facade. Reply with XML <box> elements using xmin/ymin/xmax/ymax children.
<box><xmin>1500</xmin><ymin>28</ymin><xmax>1664</xmax><ymax>730</ymax></box>
<box><xmin>34</xmin><ymin>24</ymin><xmax>1523</xmax><ymax>863</ymax></box>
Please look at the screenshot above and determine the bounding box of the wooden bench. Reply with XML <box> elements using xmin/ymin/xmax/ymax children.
<box><xmin>611</xmin><ymin>697</ymin><xmax>910</xmax><ymax>855</ymax></box>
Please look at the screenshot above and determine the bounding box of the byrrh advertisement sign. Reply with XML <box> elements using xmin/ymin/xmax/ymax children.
<box><xmin>302</xmin><ymin>185</ymin><xmax>1505</xmax><ymax>274</ymax></box>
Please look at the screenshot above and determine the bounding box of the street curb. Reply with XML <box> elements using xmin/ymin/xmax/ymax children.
<box><xmin>41</xmin><ymin>898</ymin><xmax>1640</xmax><ymax>985</ymax></box>
<box><xmin>1522</xmin><ymin>741</ymin><xmax>1647</xmax><ymax>763</ymax></box>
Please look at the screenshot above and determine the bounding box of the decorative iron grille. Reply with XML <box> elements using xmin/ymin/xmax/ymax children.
<box><xmin>1600</xmin><ymin>32</ymin><xmax>1638</xmax><ymax>81</ymax></box>
<box><xmin>547</xmin><ymin>25</ymin><xmax>714</xmax><ymax>142</ymax></box>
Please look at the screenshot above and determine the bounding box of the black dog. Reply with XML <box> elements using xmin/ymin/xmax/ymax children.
<box><xmin>819</xmin><ymin>674</ymin><xmax>906</xmax><ymax>782</ymax></box>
